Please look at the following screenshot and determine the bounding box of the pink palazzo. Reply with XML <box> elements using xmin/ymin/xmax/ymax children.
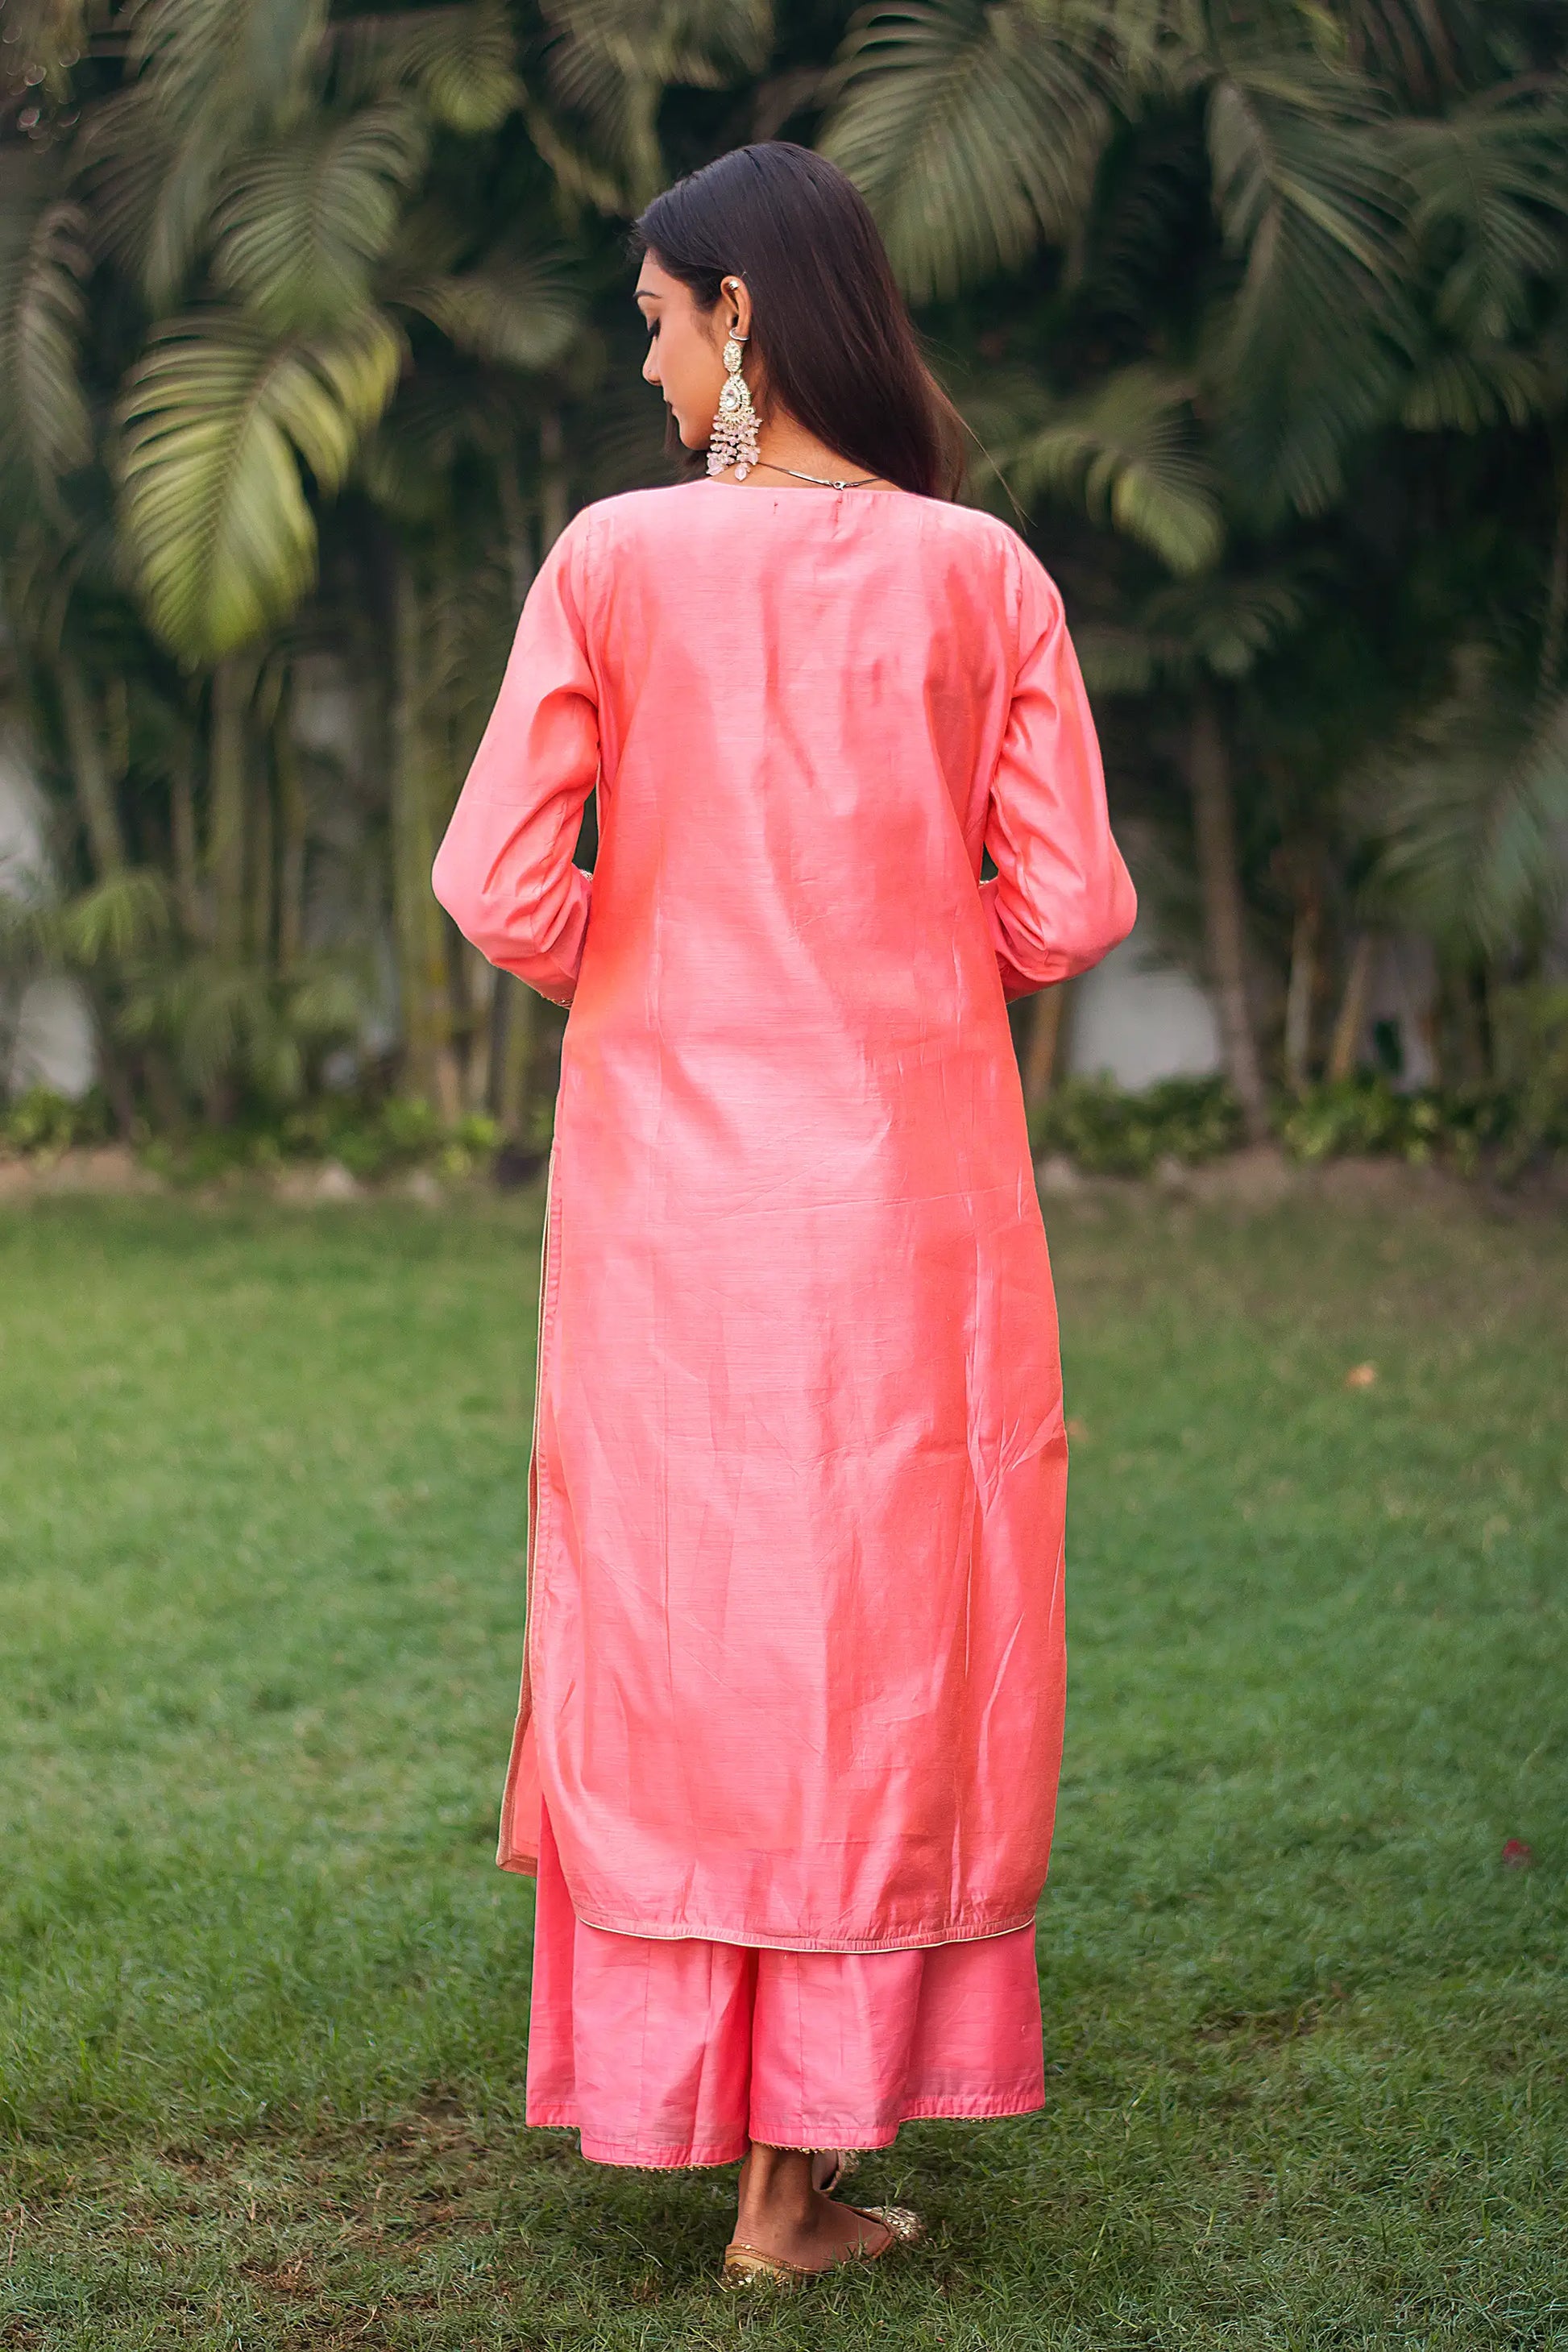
<box><xmin>433</xmin><ymin>479</ymin><xmax>1135</xmax><ymax>2160</ymax></box>
<box><xmin>525</xmin><ymin>1802</ymin><xmax>1046</xmax><ymax>2166</ymax></box>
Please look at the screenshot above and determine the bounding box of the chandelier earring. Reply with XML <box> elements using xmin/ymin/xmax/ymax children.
<box><xmin>707</xmin><ymin>311</ymin><xmax>761</xmax><ymax>481</ymax></box>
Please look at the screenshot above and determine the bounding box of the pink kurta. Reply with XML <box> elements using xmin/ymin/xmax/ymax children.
<box><xmin>433</xmin><ymin>479</ymin><xmax>1135</xmax><ymax>1956</ymax></box>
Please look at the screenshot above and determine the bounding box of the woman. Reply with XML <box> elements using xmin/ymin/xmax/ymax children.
<box><xmin>433</xmin><ymin>141</ymin><xmax>1135</xmax><ymax>2287</ymax></box>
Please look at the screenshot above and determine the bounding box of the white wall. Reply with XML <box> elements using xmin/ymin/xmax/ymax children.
<box><xmin>1067</xmin><ymin>919</ymin><xmax>1223</xmax><ymax>1089</ymax></box>
<box><xmin>0</xmin><ymin>728</ymin><xmax>48</xmax><ymax>892</ymax></box>
<box><xmin>0</xmin><ymin>729</ymin><xmax>97</xmax><ymax>1101</ymax></box>
<box><xmin>1360</xmin><ymin>933</ymin><xmax>1438</xmax><ymax>1089</ymax></box>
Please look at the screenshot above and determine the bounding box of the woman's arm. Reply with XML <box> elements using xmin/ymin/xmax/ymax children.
<box><xmin>432</xmin><ymin>512</ymin><xmax>599</xmax><ymax>1008</ymax></box>
<box><xmin>981</xmin><ymin>542</ymin><xmax>1137</xmax><ymax>1002</ymax></box>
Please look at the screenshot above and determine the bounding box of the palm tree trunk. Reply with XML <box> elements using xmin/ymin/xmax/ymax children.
<box><xmin>493</xmin><ymin>977</ymin><xmax>537</xmax><ymax>1136</ymax></box>
<box><xmin>459</xmin><ymin>942</ymin><xmax>496</xmax><ymax>1113</ymax></box>
<box><xmin>247</xmin><ymin>761</ymin><xmax>274</xmax><ymax>967</ymax></box>
<box><xmin>78</xmin><ymin>974</ymin><xmax>138</xmax><ymax>1136</ymax></box>
<box><xmin>389</xmin><ymin>552</ymin><xmax>461</xmax><ymax>1119</ymax></box>
<box><xmin>1539</xmin><ymin>449</ymin><xmax>1568</xmax><ymax>704</ymax></box>
<box><xmin>1284</xmin><ymin>887</ymin><xmax>1321</xmax><ymax>1095</ymax></box>
<box><xmin>1327</xmin><ymin>931</ymin><xmax>1375</xmax><ymax>1082</ymax></box>
<box><xmin>55</xmin><ymin>655</ymin><xmax>125</xmax><ymax>878</ymax></box>
<box><xmin>1187</xmin><ymin>686</ymin><xmax>1268</xmax><ymax>1140</ymax></box>
<box><xmin>275</xmin><ymin>714</ymin><xmax>307</xmax><ymax>976</ymax></box>
<box><xmin>540</xmin><ymin>411</ymin><xmax>568</xmax><ymax>554</ymax></box>
<box><xmin>170</xmin><ymin>736</ymin><xmax>204</xmax><ymax>939</ymax></box>
<box><xmin>209</xmin><ymin>656</ymin><xmax>252</xmax><ymax>962</ymax></box>
<box><xmin>1022</xmin><ymin>981</ymin><xmax>1069</xmax><ymax>1117</ymax></box>
<box><xmin>499</xmin><ymin>445</ymin><xmax>536</xmax><ymax>612</ymax></box>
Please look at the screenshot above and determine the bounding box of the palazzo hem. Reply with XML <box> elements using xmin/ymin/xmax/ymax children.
<box><xmin>529</xmin><ymin>2095</ymin><xmax>1048</xmax><ymax>2173</ymax></box>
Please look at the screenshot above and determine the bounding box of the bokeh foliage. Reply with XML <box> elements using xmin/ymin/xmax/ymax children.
<box><xmin>1</xmin><ymin>1</ymin><xmax>1566</xmax><ymax>1153</ymax></box>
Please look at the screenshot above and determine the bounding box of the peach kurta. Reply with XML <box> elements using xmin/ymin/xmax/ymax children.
<box><xmin>433</xmin><ymin>480</ymin><xmax>1135</xmax><ymax>1956</ymax></box>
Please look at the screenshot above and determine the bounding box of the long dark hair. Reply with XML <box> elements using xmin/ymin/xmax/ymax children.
<box><xmin>633</xmin><ymin>143</ymin><xmax>964</xmax><ymax>501</ymax></box>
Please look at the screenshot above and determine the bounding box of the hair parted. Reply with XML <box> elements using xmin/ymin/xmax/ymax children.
<box><xmin>633</xmin><ymin>143</ymin><xmax>964</xmax><ymax>501</ymax></box>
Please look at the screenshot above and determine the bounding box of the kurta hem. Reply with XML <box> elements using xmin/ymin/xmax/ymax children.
<box><xmin>553</xmin><ymin>1903</ymin><xmax>1042</xmax><ymax>1955</ymax></box>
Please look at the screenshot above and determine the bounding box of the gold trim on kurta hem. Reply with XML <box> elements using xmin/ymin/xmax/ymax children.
<box><xmin>550</xmin><ymin>1902</ymin><xmax>1043</xmax><ymax>1955</ymax></box>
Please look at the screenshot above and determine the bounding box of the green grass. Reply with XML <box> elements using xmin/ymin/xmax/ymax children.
<box><xmin>1</xmin><ymin>1186</ymin><xmax>1564</xmax><ymax>2350</ymax></box>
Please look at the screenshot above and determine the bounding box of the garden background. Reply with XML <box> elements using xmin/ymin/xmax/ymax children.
<box><xmin>1</xmin><ymin>5</ymin><xmax>1566</xmax><ymax>2348</ymax></box>
<box><xmin>2</xmin><ymin>0</ymin><xmax>1568</xmax><ymax>1173</ymax></box>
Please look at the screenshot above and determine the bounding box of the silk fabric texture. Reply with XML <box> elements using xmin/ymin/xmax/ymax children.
<box><xmin>433</xmin><ymin>481</ymin><xmax>1135</xmax><ymax>1955</ymax></box>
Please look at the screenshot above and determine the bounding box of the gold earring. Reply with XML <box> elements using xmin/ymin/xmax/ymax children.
<box><xmin>707</xmin><ymin>316</ymin><xmax>760</xmax><ymax>480</ymax></box>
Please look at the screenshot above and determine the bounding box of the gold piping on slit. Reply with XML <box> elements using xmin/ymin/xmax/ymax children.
<box><xmin>497</xmin><ymin>1137</ymin><xmax>557</xmax><ymax>1872</ymax></box>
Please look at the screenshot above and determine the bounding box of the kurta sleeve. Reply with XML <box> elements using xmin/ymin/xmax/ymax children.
<box><xmin>980</xmin><ymin>541</ymin><xmax>1137</xmax><ymax>1001</ymax></box>
<box><xmin>432</xmin><ymin>512</ymin><xmax>599</xmax><ymax>1008</ymax></box>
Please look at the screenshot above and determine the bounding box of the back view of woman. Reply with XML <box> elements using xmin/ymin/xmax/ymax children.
<box><xmin>433</xmin><ymin>140</ymin><xmax>1135</xmax><ymax>2288</ymax></box>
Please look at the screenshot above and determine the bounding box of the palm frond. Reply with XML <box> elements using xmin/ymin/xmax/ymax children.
<box><xmin>542</xmin><ymin>0</ymin><xmax>771</xmax><ymax>93</ymax></box>
<box><xmin>118</xmin><ymin>955</ymin><xmax>289</xmax><ymax>1095</ymax></box>
<box><xmin>126</xmin><ymin>0</ymin><xmax>327</xmax><ymax>121</ymax></box>
<box><xmin>1398</xmin><ymin>88</ymin><xmax>1568</xmax><ymax>347</ymax></box>
<box><xmin>0</xmin><ymin>164</ymin><xmax>93</xmax><ymax>496</ymax></box>
<box><xmin>72</xmin><ymin>87</ymin><xmax>174</xmax><ymax>281</ymax></box>
<box><xmin>115</xmin><ymin>306</ymin><xmax>404</xmax><ymax>662</ymax></box>
<box><xmin>819</xmin><ymin>0</ymin><xmax>1112</xmax><ymax>301</ymax></box>
<box><xmin>108</xmin><ymin>0</ymin><xmax>329</xmax><ymax>303</ymax></box>
<box><xmin>1205</xmin><ymin>49</ymin><xmax>1412</xmax><ymax>516</ymax></box>
<box><xmin>1002</xmin><ymin>365</ymin><xmax>1224</xmax><ymax>575</ymax></box>
<box><xmin>570</xmin><ymin>344</ymin><xmax>674</xmax><ymax>500</ymax></box>
<box><xmin>1150</xmin><ymin>571</ymin><xmax>1309</xmax><ymax>679</ymax></box>
<box><xmin>1338</xmin><ymin>0</ymin><xmax>1495</xmax><ymax>103</ymax></box>
<box><xmin>356</xmin><ymin>376</ymin><xmax>466</xmax><ymax>522</ymax></box>
<box><xmin>376</xmin><ymin>194</ymin><xmax>469</xmax><ymax>280</ymax></box>
<box><xmin>1400</xmin><ymin>342</ymin><xmax>1549</xmax><ymax>432</ymax></box>
<box><xmin>344</xmin><ymin>0</ymin><xmax>521</xmax><ymax>132</ymax></box>
<box><xmin>212</xmin><ymin>104</ymin><xmax>430</xmax><ymax>333</ymax></box>
<box><xmin>516</xmin><ymin>98</ymin><xmax>637</xmax><ymax>214</ymax></box>
<box><xmin>1073</xmin><ymin>623</ymin><xmax>1159</xmax><ymax>696</ymax></box>
<box><xmin>59</xmin><ymin>869</ymin><xmax>172</xmax><ymax>965</ymax></box>
<box><xmin>1075</xmin><ymin>570</ymin><xmax>1309</xmax><ymax>694</ymax></box>
<box><xmin>1367</xmin><ymin>650</ymin><xmax>1568</xmax><ymax>954</ymax></box>
<box><xmin>534</xmin><ymin>0</ymin><xmax>772</xmax><ymax>209</ymax></box>
<box><xmin>420</xmin><ymin>542</ymin><xmax>516</xmax><ymax>741</ymax></box>
<box><xmin>119</xmin><ymin>944</ymin><xmax>363</xmax><ymax>1095</ymax></box>
<box><xmin>392</xmin><ymin>251</ymin><xmax>583</xmax><ymax>371</ymax></box>
<box><xmin>1087</xmin><ymin>109</ymin><xmax>1214</xmax><ymax>338</ymax></box>
<box><xmin>284</xmin><ymin>958</ymin><xmax>368</xmax><ymax>1043</ymax></box>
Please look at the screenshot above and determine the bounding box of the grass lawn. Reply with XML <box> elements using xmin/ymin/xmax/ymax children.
<box><xmin>1</xmin><ymin>1183</ymin><xmax>1564</xmax><ymax>2350</ymax></box>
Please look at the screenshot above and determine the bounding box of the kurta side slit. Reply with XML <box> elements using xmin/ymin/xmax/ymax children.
<box><xmin>496</xmin><ymin>1139</ymin><xmax>557</xmax><ymax>1877</ymax></box>
<box><xmin>433</xmin><ymin>480</ymin><xmax>1136</xmax><ymax>2162</ymax></box>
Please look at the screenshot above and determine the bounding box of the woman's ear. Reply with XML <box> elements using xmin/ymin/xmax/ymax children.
<box><xmin>721</xmin><ymin>274</ymin><xmax>753</xmax><ymax>344</ymax></box>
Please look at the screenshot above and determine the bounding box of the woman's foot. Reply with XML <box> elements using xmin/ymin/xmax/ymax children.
<box><xmin>732</xmin><ymin>2146</ymin><xmax>891</xmax><ymax>2274</ymax></box>
<box><xmin>811</xmin><ymin>2148</ymin><xmax>858</xmax><ymax>2194</ymax></box>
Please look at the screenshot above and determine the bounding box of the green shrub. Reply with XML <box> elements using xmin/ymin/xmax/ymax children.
<box><xmin>139</xmin><ymin>1126</ymin><xmax>273</xmax><ymax>1188</ymax></box>
<box><xmin>1491</xmin><ymin>982</ymin><xmax>1568</xmax><ymax>1178</ymax></box>
<box><xmin>1030</xmin><ymin>1075</ymin><xmax>1243</xmax><ymax>1176</ymax></box>
<box><xmin>1031</xmin><ymin>1067</ymin><xmax>1563</xmax><ymax>1182</ymax></box>
<box><xmin>1276</xmin><ymin>1077</ymin><xmax>1514</xmax><ymax>1174</ymax></box>
<box><xmin>133</xmin><ymin>1097</ymin><xmax>504</xmax><ymax>1188</ymax></box>
<box><xmin>1</xmin><ymin>1087</ymin><xmax>113</xmax><ymax>1157</ymax></box>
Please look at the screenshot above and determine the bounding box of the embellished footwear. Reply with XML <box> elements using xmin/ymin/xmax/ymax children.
<box><xmin>720</xmin><ymin>2203</ymin><xmax>923</xmax><ymax>2289</ymax></box>
<box><xmin>815</xmin><ymin>2148</ymin><xmax>862</xmax><ymax>2195</ymax></box>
